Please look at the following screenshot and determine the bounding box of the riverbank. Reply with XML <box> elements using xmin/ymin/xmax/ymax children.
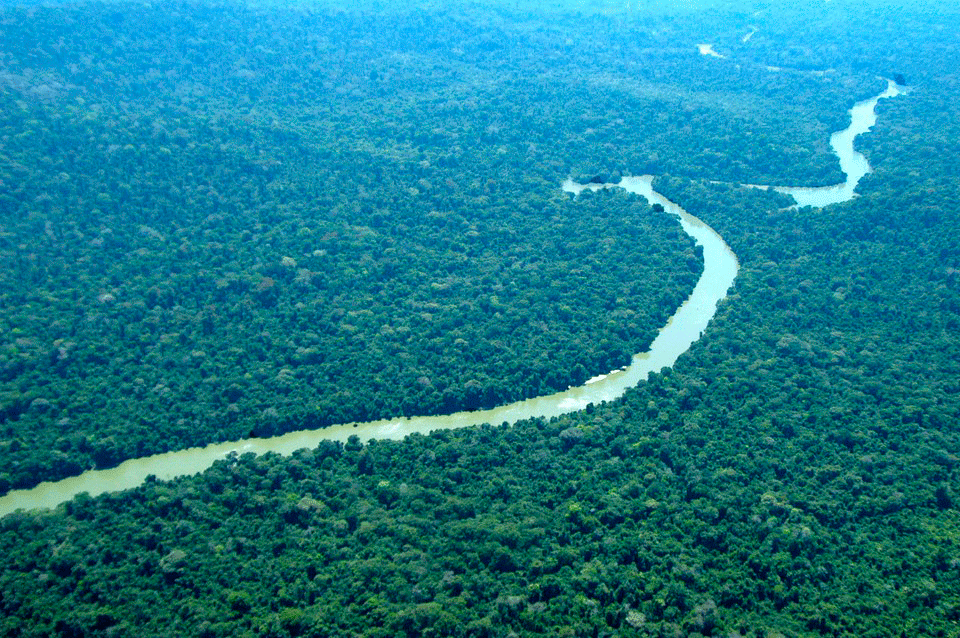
<box><xmin>0</xmin><ymin>177</ymin><xmax>738</xmax><ymax>517</ymax></box>
<box><xmin>0</xmin><ymin>79</ymin><xmax>904</xmax><ymax>518</ymax></box>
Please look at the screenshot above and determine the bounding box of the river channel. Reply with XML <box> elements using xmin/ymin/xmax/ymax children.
<box><xmin>754</xmin><ymin>79</ymin><xmax>905</xmax><ymax>207</ymax></box>
<box><xmin>0</xmin><ymin>79</ymin><xmax>903</xmax><ymax>517</ymax></box>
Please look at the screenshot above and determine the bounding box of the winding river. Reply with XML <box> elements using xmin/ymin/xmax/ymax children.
<box><xmin>0</xmin><ymin>80</ymin><xmax>903</xmax><ymax>518</ymax></box>
<box><xmin>774</xmin><ymin>80</ymin><xmax>905</xmax><ymax>206</ymax></box>
<box><xmin>751</xmin><ymin>79</ymin><xmax>906</xmax><ymax>206</ymax></box>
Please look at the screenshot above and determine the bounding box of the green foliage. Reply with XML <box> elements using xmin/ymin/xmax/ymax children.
<box><xmin>1</xmin><ymin>1</ymin><xmax>959</xmax><ymax>637</ymax></box>
<box><xmin>0</xmin><ymin>0</ymin><xmax>706</xmax><ymax>489</ymax></box>
<box><xmin>2</xmin><ymin>404</ymin><xmax>959</xmax><ymax>636</ymax></box>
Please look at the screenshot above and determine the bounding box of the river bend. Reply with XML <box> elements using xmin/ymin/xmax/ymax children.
<box><xmin>0</xmin><ymin>79</ymin><xmax>903</xmax><ymax>517</ymax></box>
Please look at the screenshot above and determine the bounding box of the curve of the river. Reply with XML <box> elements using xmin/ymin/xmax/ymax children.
<box><xmin>752</xmin><ymin>79</ymin><xmax>905</xmax><ymax>207</ymax></box>
<box><xmin>0</xmin><ymin>79</ymin><xmax>904</xmax><ymax>518</ymax></box>
<box><xmin>0</xmin><ymin>178</ymin><xmax>738</xmax><ymax>517</ymax></box>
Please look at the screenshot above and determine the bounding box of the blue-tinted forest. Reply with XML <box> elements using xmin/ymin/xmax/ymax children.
<box><xmin>1</xmin><ymin>0</ymin><xmax>959</xmax><ymax>636</ymax></box>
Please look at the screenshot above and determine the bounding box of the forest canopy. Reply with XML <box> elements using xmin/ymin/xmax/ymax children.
<box><xmin>0</xmin><ymin>0</ymin><xmax>715</xmax><ymax>490</ymax></box>
<box><xmin>1</xmin><ymin>0</ymin><xmax>959</xmax><ymax>637</ymax></box>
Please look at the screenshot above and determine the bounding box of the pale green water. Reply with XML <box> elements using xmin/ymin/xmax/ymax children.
<box><xmin>0</xmin><ymin>177</ymin><xmax>739</xmax><ymax>517</ymax></box>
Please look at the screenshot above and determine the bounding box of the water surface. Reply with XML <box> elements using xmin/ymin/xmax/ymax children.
<box><xmin>0</xmin><ymin>177</ymin><xmax>739</xmax><ymax>517</ymax></box>
<box><xmin>759</xmin><ymin>80</ymin><xmax>905</xmax><ymax>206</ymax></box>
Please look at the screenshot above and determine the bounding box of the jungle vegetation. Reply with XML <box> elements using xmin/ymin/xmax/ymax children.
<box><xmin>0</xmin><ymin>0</ymin><xmax>716</xmax><ymax>488</ymax></box>
<box><xmin>1</xmin><ymin>0</ymin><xmax>959</xmax><ymax>636</ymax></box>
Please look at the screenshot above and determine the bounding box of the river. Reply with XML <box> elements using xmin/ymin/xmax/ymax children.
<box><xmin>755</xmin><ymin>79</ymin><xmax>906</xmax><ymax>207</ymax></box>
<box><xmin>0</xmin><ymin>79</ymin><xmax>903</xmax><ymax>518</ymax></box>
<box><xmin>0</xmin><ymin>177</ymin><xmax>738</xmax><ymax>516</ymax></box>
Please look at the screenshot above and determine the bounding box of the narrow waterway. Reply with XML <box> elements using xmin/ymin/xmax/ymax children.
<box><xmin>0</xmin><ymin>177</ymin><xmax>738</xmax><ymax>517</ymax></box>
<box><xmin>698</xmin><ymin>44</ymin><xmax>725</xmax><ymax>58</ymax></box>
<box><xmin>759</xmin><ymin>79</ymin><xmax>905</xmax><ymax>207</ymax></box>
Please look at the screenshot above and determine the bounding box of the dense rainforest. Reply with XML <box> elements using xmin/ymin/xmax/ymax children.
<box><xmin>2</xmin><ymin>0</ymin><xmax>960</xmax><ymax>636</ymax></box>
<box><xmin>0</xmin><ymin>0</ymin><xmax>721</xmax><ymax>489</ymax></box>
